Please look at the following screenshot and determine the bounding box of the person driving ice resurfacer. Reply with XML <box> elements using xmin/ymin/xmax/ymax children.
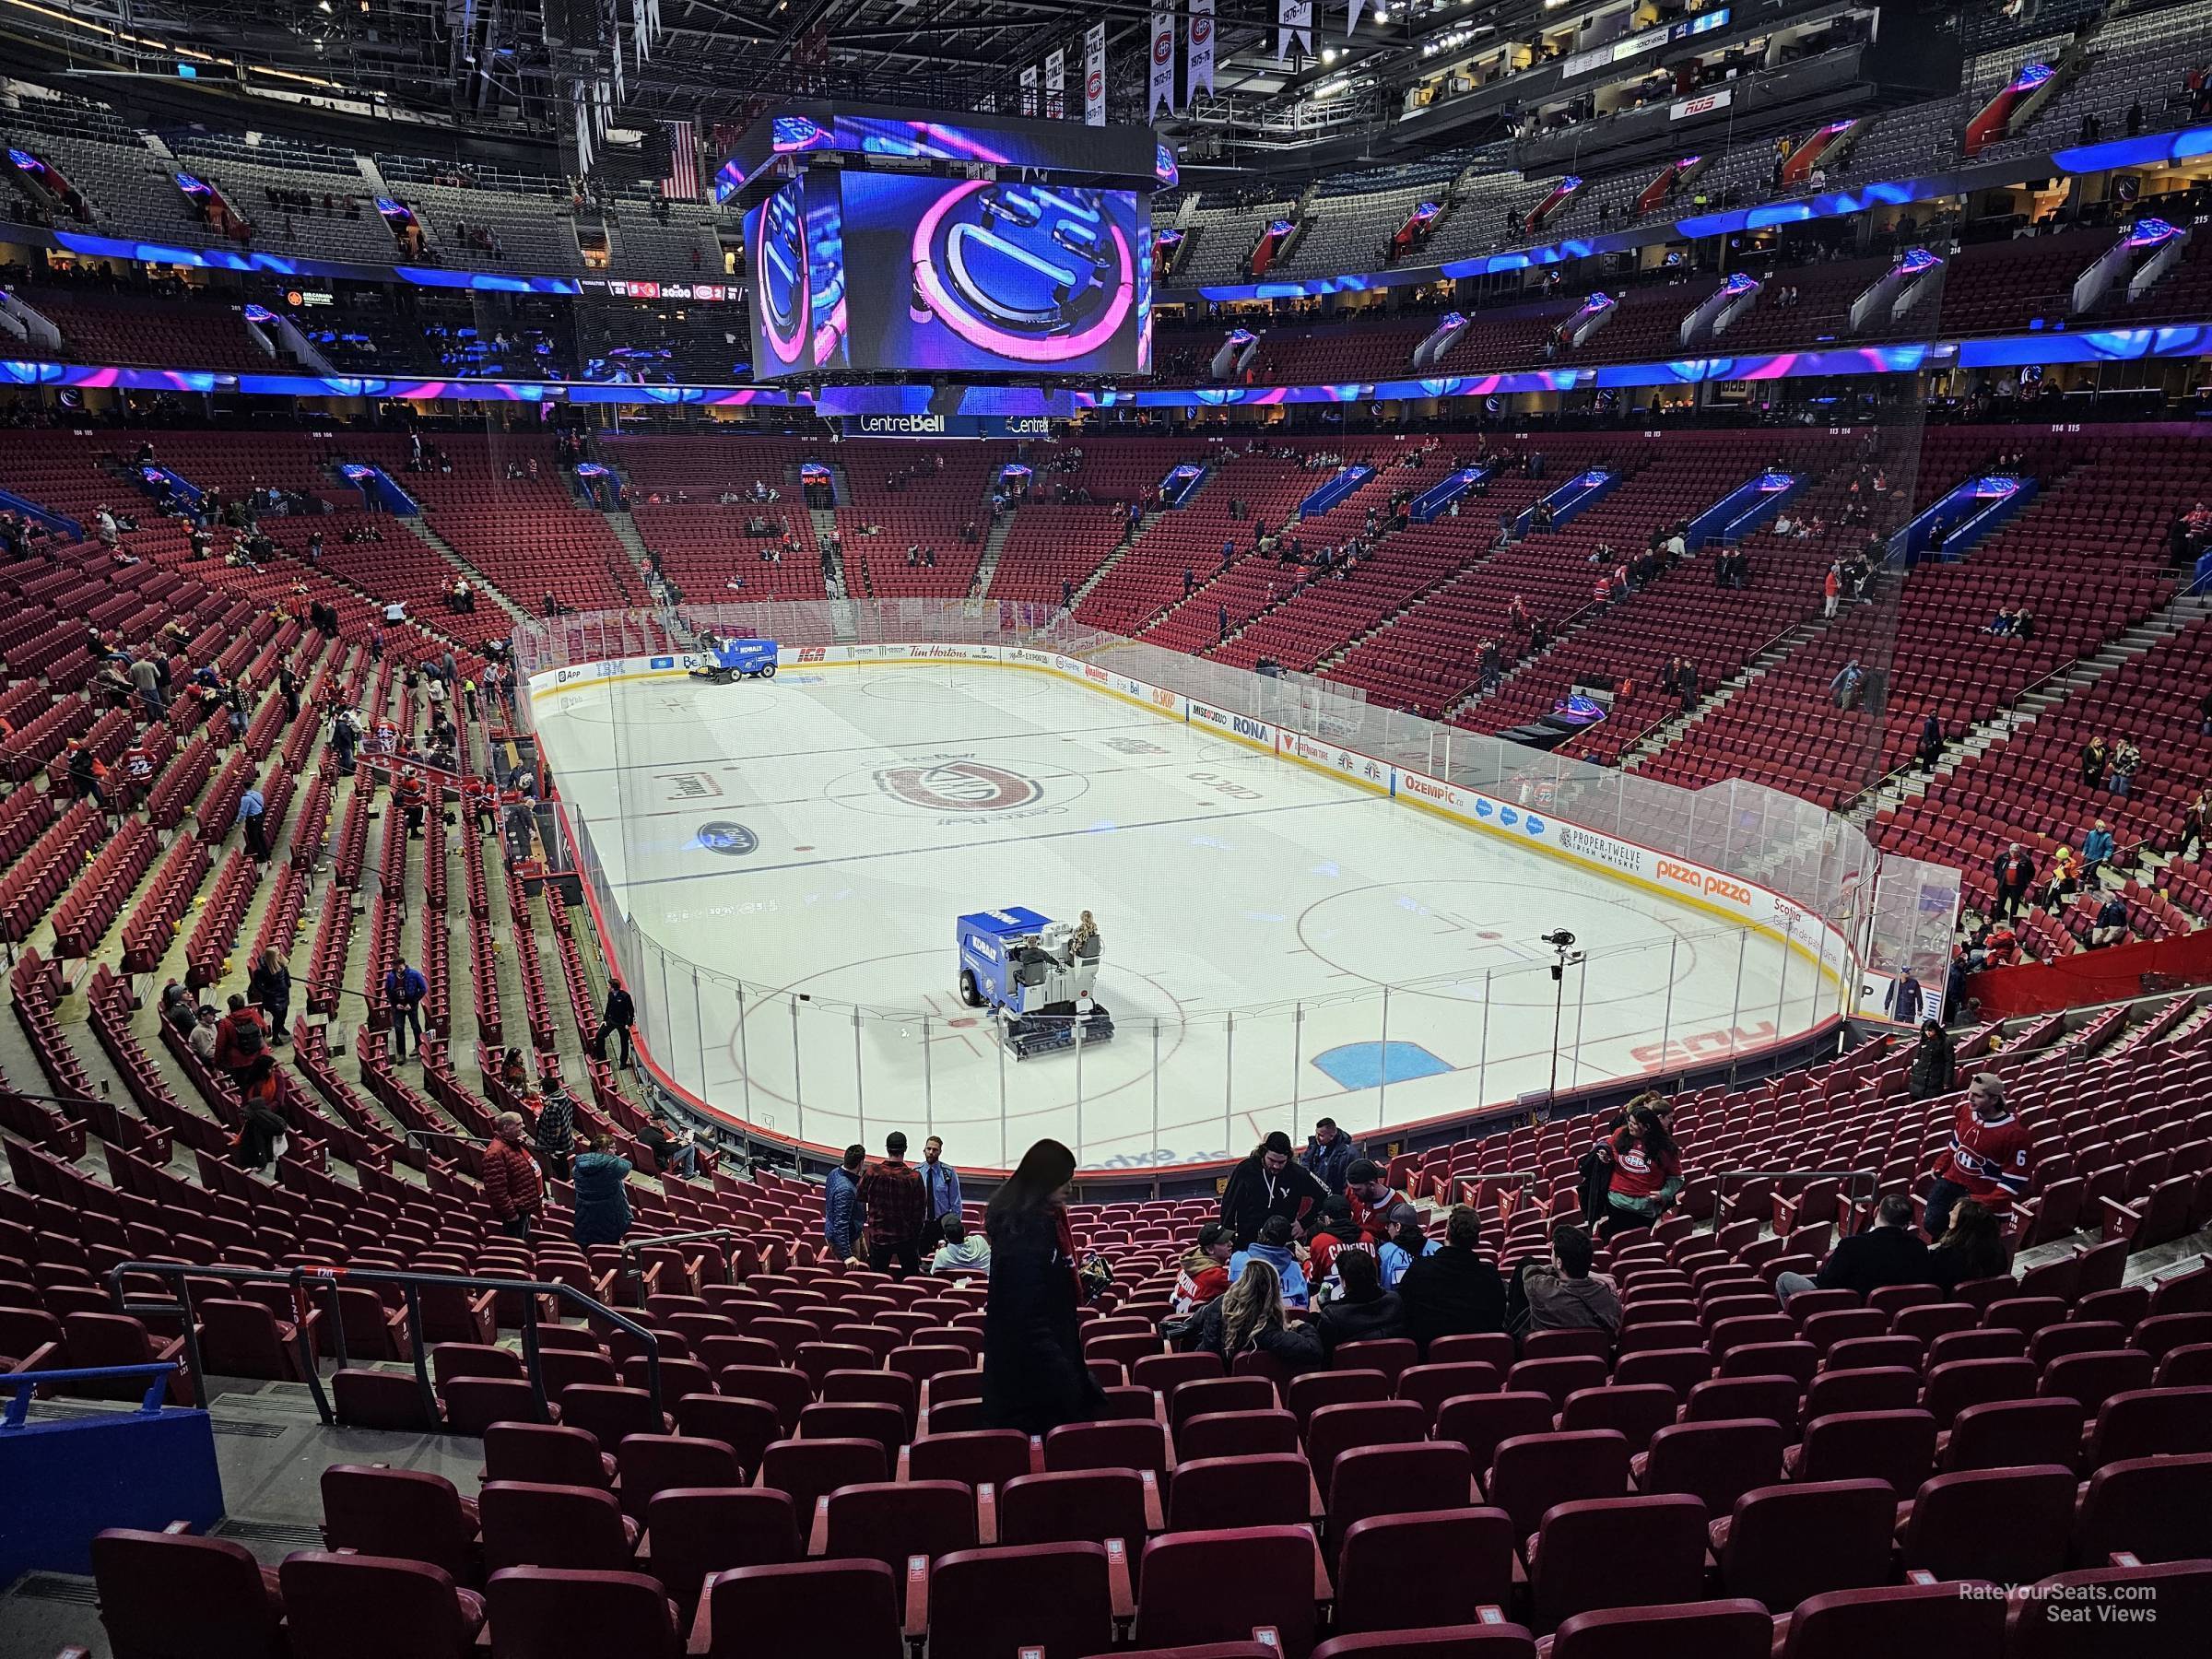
<box><xmin>688</xmin><ymin>629</ymin><xmax>780</xmax><ymax>685</ymax></box>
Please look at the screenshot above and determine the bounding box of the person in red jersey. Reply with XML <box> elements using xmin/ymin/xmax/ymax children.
<box><xmin>1344</xmin><ymin>1159</ymin><xmax>1412</xmax><ymax>1246</ymax></box>
<box><xmin>1923</xmin><ymin>1072</ymin><xmax>2031</xmax><ymax>1240</ymax></box>
<box><xmin>1171</xmin><ymin>1222</ymin><xmax>1235</xmax><ymax>1313</ymax></box>
<box><xmin>1603</xmin><ymin>1105</ymin><xmax>1683</xmax><ymax>1237</ymax></box>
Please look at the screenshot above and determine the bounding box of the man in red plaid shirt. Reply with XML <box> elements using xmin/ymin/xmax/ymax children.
<box><xmin>857</xmin><ymin>1131</ymin><xmax>929</xmax><ymax>1277</ymax></box>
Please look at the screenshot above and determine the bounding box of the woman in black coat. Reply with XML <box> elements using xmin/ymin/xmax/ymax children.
<box><xmin>1316</xmin><ymin>1247</ymin><xmax>1405</xmax><ymax>1355</ymax></box>
<box><xmin>982</xmin><ymin>1139</ymin><xmax>1106</xmax><ymax>1435</ymax></box>
<box><xmin>1907</xmin><ymin>1019</ymin><xmax>1955</xmax><ymax>1100</ymax></box>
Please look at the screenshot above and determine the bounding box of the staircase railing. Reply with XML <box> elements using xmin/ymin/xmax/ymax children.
<box><xmin>4</xmin><ymin>1362</ymin><xmax>180</xmax><ymax>1427</ymax></box>
<box><xmin>104</xmin><ymin>1260</ymin><xmax>664</xmax><ymax>1429</ymax></box>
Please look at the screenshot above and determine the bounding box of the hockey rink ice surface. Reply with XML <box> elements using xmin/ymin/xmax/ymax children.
<box><xmin>536</xmin><ymin>661</ymin><xmax>1834</xmax><ymax>1170</ymax></box>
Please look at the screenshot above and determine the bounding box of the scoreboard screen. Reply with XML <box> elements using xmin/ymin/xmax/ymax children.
<box><xmin>839</xmin><ymin>175</ymin><xmax>1150</xmax><ymax>376</ymax></box>
<box><xmin>747</xmin><ymin>173</ymin><xmax>1152</xmax><ymax>380</ymax></box>
<box><xmin>733</xmin><ymin>100</ymin><xmax>1161</xmax><ymax>382</ymax></box>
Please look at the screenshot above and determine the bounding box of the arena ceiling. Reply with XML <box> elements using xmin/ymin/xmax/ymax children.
<box><xmin>5</xmin><ymin>0</ymin><xmax>1480</xmax><ymax>163</ymax></box>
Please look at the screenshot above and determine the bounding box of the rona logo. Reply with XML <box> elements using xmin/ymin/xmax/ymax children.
<box><xmin>877</xmin><ymin>761</ymin><xmax>1042</xmax><ymax>813</ymax></box>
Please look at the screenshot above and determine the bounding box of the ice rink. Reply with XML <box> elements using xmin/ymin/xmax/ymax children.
<box><xmin>535</xmin><ymin>660</ymin><xmax>1837</xmax><ymax>1170</ymax></box>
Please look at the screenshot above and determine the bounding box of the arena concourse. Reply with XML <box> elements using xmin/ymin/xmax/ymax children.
<box><xmin>2</xmin><ymin>0</ymin><xmax>2212</xmax><ymax>1653</ymax></box>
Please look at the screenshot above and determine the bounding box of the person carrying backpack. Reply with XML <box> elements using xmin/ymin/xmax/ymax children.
<box><xmin>211</xmin><ymin>993</ymin><xmax>268</xmax><ymax>1082</ymax></box>
<box><xmin>384</xmin><ymin>957</ymin><xmax>428</xmax><ymax>1061</ymax></box>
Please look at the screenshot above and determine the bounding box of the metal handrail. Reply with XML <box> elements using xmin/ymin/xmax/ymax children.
<box><xmin>1713</xmin><ymin>1168</ymin><xmax>1880</xmax><ymax>1184</ymax></box>
<box><xmin>625</xmin><ymin>1227</ymin><xmax>735</xmax><ymax>1251</ymax></box>
<box><xmin>104</xmin><ymin>1260</ymin><xmax>664</xmax><ymax>1429</ymax></box>
<box><xmin>1711</xmin><ymin>1166</ymin><xmax>1880</xmax><ymax>1233</ymax></box>
<box><xmin>3</xmin><ymin>1362</ymin><xmax>179</xmax><ymax>1428</ymax></box>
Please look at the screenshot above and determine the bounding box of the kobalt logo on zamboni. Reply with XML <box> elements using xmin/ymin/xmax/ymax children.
<box><xmin>687</xmin><ymin>634</ymin><xmax>779</xmax><ymax>685</ymax></box>
<box><xmin>954</xmin><ymin>905</ymin><xmax>1115</xmax><ymax>1059</ymax></box>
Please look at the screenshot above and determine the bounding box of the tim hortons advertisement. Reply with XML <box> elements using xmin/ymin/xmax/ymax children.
<box><xmin>1286</xmin><ymin>732</ymin><xmax>1389</xmax><ymax>792</ymax></box>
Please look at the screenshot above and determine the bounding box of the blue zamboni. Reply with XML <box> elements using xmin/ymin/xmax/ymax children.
<box><xmin>954</xmin><ymin>906</ymin><xmax>1113</xmax><ymax>1060</ymax></box>
<box><xmin>688</xmin><ymin>629</ymin><xmax>779</xmax><ymax>684</ymax></box>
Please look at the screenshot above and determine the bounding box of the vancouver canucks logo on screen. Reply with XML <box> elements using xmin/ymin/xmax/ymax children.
<box><xmin>877</xmin><ymin>761</ymin><xmax>1043</xmax><ymax>813</ymax></box>
<box><xmin>909</xmin><ymin>181</ymin><xmax>1135</xmax><ymax>365</ymax></box>
<box><xmin>753</xmin><ymin>182</ymin><xmax>810</xmax><ymax>370</ymax></box>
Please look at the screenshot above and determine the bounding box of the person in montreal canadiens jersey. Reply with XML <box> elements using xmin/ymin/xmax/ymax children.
<box><xmin>1922</xmin><ymin>1072</ymin><xmax>2032</xmax><ymax>1241</ymax></box>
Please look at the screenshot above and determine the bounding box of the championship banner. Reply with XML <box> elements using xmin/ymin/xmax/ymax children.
<box><xmin>1045</xmin><ymin>47</ymin><xmax>1066</xmax><ymax>120</ymax></box>
<box><xmin>1279</xmin><ymin>0</ymin><xmax>1312</xmax><ymax>60</ymax></box>
<box><xmin>1085</xmin><ymin>22</ymin><xmax>1106</xmax><ymax>125</ymax></box>
<box><xmin>1020</xmin><ymin>63</ymin><xmax>1040</xmax><ymax>117</ymax></box>
<box><xmin>1148</xmin><ymin>11</ymin><xmax>1176</xmax><ymax>117</ymax></box>
<box><xmin>1189</xmin><ymin>0</ymin><xmax>1216</xmax><ymax>101</ymax></box>
<box><xmin>1347</xmin><ymin>0</ymin><xmax>1367</xmax><ymax>34</ymax></box>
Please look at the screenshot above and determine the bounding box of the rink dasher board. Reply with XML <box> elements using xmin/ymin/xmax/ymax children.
<box><xmin>529</xmin><ymin>645</ymin><xmax>1853</xmax><ymax>1005</ymax></box>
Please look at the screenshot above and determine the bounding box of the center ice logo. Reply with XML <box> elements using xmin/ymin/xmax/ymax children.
<box><xmin>877</xmin><ymin>761</ymin><xmax>1043</xmax><ymax>813</ymax></box>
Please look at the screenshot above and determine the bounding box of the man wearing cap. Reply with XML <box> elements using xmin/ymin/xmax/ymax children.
<box><xmin>1343</xmin><ymin>1158</ymin><xmax>1414</xmax><ymax>1246</ymax></box>
<box><xmin>1219</xmin><ymin>1129</ymin><xmax>1329</xmax><ymax>1249</ymax></box>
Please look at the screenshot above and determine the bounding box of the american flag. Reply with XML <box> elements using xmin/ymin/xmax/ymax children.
<box><xmin>660</xmin><ymin>118</ymin><xmax>700</xmax><ymax>201</ymax></box>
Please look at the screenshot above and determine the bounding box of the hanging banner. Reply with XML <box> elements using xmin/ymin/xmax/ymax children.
<box><xmin>1149</xmin><ymin>11</ymin><xmax>1176</xmax><ymax>117</ymax></box>
<box><xmin>1085</xmin><ymin>22</ymin><xmax>1107</xmax><ymax>125</ymax></box>
<box><xmin>1045</xmin><ymin>47</ymin><xmax>1066</xmax><ymax>120</ymax></box>
<box><xmin>1020</xmin><ymin>63</ymin><xmax>1040</xmax><ymax>117</ymax></box>
<box><xmin>1279</xmin><ymin>0</ymin><xmax>1313</xmax><ymax>61</ymax></box>
<box><xmin>1189</xmin><ymin>0</ymin><xmax>1216</xmax><ymax>101</ymax></box>
<box><xmin>1347</xmin><ymin>0</ymin><xmax>1366</xmax><ymax>35</ymax></box>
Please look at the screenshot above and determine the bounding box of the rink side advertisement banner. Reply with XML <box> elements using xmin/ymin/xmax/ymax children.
<box><xmin>534</xmin><ymin>644</ymin><xmax>1852</xmax><ymax>994</ymax></box>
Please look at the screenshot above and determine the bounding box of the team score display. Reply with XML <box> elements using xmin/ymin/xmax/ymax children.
<box><xmin>688</xmin><ymin>632</ymin><xmax>781</xmax><ymax>685</ymax></box>
<box><xmin>1191</xmin><ymin>771</ymin><xmax>1262</xmax><ymax>801</ymax></box>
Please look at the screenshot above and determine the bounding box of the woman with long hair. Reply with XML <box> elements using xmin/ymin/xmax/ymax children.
<box><xmin>982</xmin><ymin>1138</ymin><xmax>1107</xmax><ymax>1434</ymax></box>
<box><xmin>1928</xmin><ymin>1197</ymin><xmax>2008</xmax><ymax>1292</ymax></box>
<box><xmin>1178</xmin><ymin>1257</ymin><xmax>1323</xmax><ymax>1371</ymax></box>
<box><xmin>1604</xmin><ymin>1106</ymin><xmax>1683</xmax><ymax>1237</ymax></box>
